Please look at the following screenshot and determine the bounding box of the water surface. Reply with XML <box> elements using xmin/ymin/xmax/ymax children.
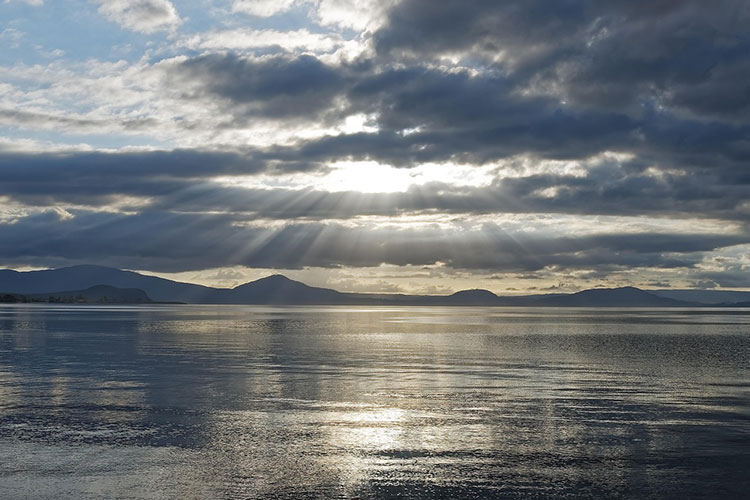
<box><xmin>1</xmin><ymin>305</ymin><xmax>749</xmax><ymax>499</ymax></box>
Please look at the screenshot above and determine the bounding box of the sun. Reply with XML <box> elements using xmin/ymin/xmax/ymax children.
<box><xmin>321</xmin><ymin>161</ymin><xmax>417</xmax><ymax>193</ymax></box>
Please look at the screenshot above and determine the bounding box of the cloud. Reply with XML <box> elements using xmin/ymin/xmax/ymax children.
<box><xmin>158</xmin><ymin>52</ymin><xmax>750</xmax><ymax>174</ymax></box>
<box><xmin>0</xmin><ymin>146</ymin><xmax>748</xmax><ymax>224</ymax></box>
<box><xmin>231</xmin><ymin>0</ymin><xmax>297</xmax><ymax>17</ymax></box>
<box><xmin>374</xmin><ymin>0</ymin><xmax>750</xmax><ymax>119</ymax></box>
<box><xmin>95</xmin><ymin>0</ymin><xmax>180</xmax><ymax>34</ymax></box>
<box><xmin>3</xmin><ymin>42</ymin><xmax>747</xmax><ymax>170</ymax></box>
<box><xmin>229</xmin><ymin>0</ymin><xmax>391</xmax><ymax>32</ymax></box>
<box><xmin>0</xmin><ymin>149</ymin><xmax>272</xmax><ymax>207</ymax></box>
<box><xmin>314</xmin><ymin>0</ymin><xmax>394</xmax><ymax>31</ymax></box>
<box><xmin>168</xmin><ymin>53</ymin><xmax>348</xmax><ymax>120</ymax></box>
<box><xmin>0</xmin><ymin>107</ymin><xmax>157</xmax><ymax>133</ymax></box>
<box><xmin>4</xmin><ymin>0</ymin><xmax>43</xmax><ymax>5</ymax></box>
<box><xmin>1</xmin><ymin>209</ymin><xmax>746</xmax><ymax>273</ymax></box>
<box><xmin>0</xmin><ymin>28</ymin><xmax>24</xmax><ymax>48</ymax></box>
<box><xmin>180</xmin><ymin>28</ymin><xmax>342</xmax><ymax>53</ymax></box>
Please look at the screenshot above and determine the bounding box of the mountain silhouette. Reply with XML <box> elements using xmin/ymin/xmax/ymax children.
<box><xmin>219</xmin><ymin>274</ymin><xmax>349</xmax><ymax>304</ymax></box>
<box><xmin>532</xmin><ymin>286</ymin><xmax>694</xmax><ymax>307</ymax></box>
<box><xmin>0</xmin><ymin>265</ymin><xmax>729</xmax><ymax>307</ymax></box>
<box><xmin>446</xmin><ymin>289</ymin><xmax>500</xmax><ymax>305</ymax></box>
<box><xmin>0</xmin><ymin>265</ymin><xmax>216</xmax><ymax>303</ymax></box>
<box><xmin>651</xmin><ymin>289</ymin><xmax>750</xmax><ymax>304</ymax></box>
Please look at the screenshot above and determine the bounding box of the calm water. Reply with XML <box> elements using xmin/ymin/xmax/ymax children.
<box><xmin>0</xmin><ymin>305</ymin><xmax>749</xmax><ymax>499</ymax></box>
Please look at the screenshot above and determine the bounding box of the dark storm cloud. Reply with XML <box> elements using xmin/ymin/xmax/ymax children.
<box><xmin>169</xmin><ymin>53</ymin><xmax>348</xmax><ymax>120</ymax></box>
<box><xmin>2</xmin><ymin>150</ymin><xmax>748</xmax><ymax>222</ymax></box>
<box><xmin>171</xmin><ymin>57</ymin><xmax>637</xmax><ymax>163</ymax></box>
<box><xmin>0</xmin><ymin>149</ymin><xmax>310</xmax><ymax>206</ymax></box>
<box><xmin>344</xmin><ymin>67</ymin><xmax>636</xmax><ymax>163</ymax></box>
<box><xmin>0</xmin><ymin>209</ymin><xmax>745</xmax><ymax>272</ymax></box>
<box><xmin>163</xmin><ymin>51</ymin><xmax>750</xmax><ymax>178</ymax></box>
<box><xmin>166</xmin><ymin>53</ymin><xmax>641</xmax><ymax>163</ymax></box>
<box><xmin>342</xmin><ymin>67</ymin><xmax>750</xmax><ymax>173</ymax></box>
<box><xmin>148</xmin><ymin>6</ymin><xmax>750</xmax><ymax>178</ymax></box>
<box><xmin>374</xmin><ymin>0</ymin><xmax>750</xmax><ymax>118</ymax></box>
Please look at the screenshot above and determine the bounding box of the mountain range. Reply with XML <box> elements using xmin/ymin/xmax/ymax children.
<box><xmin>1</xmin><ymin>265</ymin><xmax>749</xmax><ymax>307</ymax></box>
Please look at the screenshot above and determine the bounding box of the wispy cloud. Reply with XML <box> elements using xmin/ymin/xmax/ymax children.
<box><xmin>4</xmin><ymin>0</ymin><xmax>44</xmax><ymax>6</ymax></box>
<box><xmin>231</xmin><ymin>0</ymin><xmax>298</xmax><ymax>17</ymax></box>
<box><xmin>94</xmin><ymin>0</ymin><xmax>180</xmax><ymax>34</ymax></box>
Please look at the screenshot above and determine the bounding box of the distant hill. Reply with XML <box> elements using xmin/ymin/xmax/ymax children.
<box><xmin>531</xmin><ymin>286</ymin><xmax>696</xmax><ymax>307</ymax></box>
<box><xmin>651</xmin><ymin>289</ymin><xmax>750</xmax><ymax>304</ymax></box>
<box><xmin>1</xmin><ymin>285</ymin><xmax>151</xmax><ymax>304</ymax></box>
<box><xmin>0</xmin><ymin>265</ymin><xmax>744</xmax><ymax>307</ymax></box>
<box><xmin>444</xmin><ymin>289</ymin><xmax>500</xmax><ymax>305</ymax></box>
<box><xmin>0</xmin><ymin>265</ymin><xmax>216</xmax><ymax>303</ymax></box>
<box><xmin>215</xmin><ymin>275</ymin><xmax>350</xmax><ymax>304</ymax></box>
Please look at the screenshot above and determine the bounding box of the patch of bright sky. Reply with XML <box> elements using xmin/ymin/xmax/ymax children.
<box><xmin>209</xmin><ymin>151</ymin><xmax>634</xmax><ymax>197</ymax></box>
<box><xmin>349</xmin><ymin>213</ymin><xmax>745</xmax><ymax>237</ymax></box>
<box><xmin>0</xmin><ymin>1</ymin><xmax>155</xmax><ymax>65</ymax></box>
<box><xmin>215</xmin><ymin>160</ymin><xmax>499</xmax><ymax>194</ymax></box>
<box><xmin>0</xmin><ymin>195</ymin><xmax>30</xmax><ymax>223</ymax></box>
<box><xmin>136</xmin><ymin>240</ymin><xmax>750</xmax><ymax>294</ymax></box>
<box><xmin>139</xmin><ymin>257</ymin><xmax>746</xmax><ymax>294</ymax></box>
<box><xmin>0</xmin><ymin>126</ymin><xmax>173</xmax><ymax>151</ymax></box>
<box><xmin>180</xmin><ymin>27</ymin><xmax>341</xmax><ymax>52</ymax></box>
<box><xmin>0</xmin><ymin>133</ymin><xmax>94</xmax><ymax>152</ymax></box>
<box><xmin>0</xmin><ymin>0</ymin><xmax>362</xmax><ymax>67</ymax></box>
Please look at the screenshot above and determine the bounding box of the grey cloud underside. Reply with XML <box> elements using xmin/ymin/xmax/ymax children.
<box><xmin>170</xmin><ymin>54</ymin><xmax>348</xmax><ymax>120</ymax></box>
<box><xmin>0</xmin><ymin>150</ymin><xmax>270</xmax><ymax>206</ymax></box>
<box><xmin>0</xmin><ymin>108</ymin><xmax>159</xmax><ymax>132</ymax></box>
<box><xmin>1</xmin><ymin>209</ymin><xmax>746</xmax><ymax>273</ymax></box>
<box><xmin>375</xmin><ymin>0</ymin><xmax>750</xmax><ymax>119</ymax></box>
<box><xmin>1</xmin><ymin>151</ymin><xmax>748</xmax><ymax>221</ymax></box>
<box><xmin>166</xmin><ymin>54</ymin><xmax>750</xmax><ymax>171</ymax></box>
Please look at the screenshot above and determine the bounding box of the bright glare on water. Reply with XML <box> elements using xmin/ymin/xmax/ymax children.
<box><xmin>1</xmin><ymin>305</ymin><xmax>749</xmax><ymax>499</ymax></box>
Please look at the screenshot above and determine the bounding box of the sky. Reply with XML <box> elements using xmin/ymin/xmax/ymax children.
<box><xmin>0</xmin><ymin>0</ymin><xmax>748</xmax><ymax>294</ymax></box>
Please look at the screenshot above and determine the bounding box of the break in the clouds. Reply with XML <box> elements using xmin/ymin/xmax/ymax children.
<box><xmin>0</xmin><ymin>0</ymin><xmax>748</xmax><ymax>293</ymax></box>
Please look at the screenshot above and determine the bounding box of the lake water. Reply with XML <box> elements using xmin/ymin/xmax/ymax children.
<box><xmin>1</xmin><ymin>305</ymin><xmax>749</xmax><ymax>499</ymax></box>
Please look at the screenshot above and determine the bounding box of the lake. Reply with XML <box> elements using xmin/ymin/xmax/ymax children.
<box><xmin>1</xmin><ymin>305</ymin><xmax>749</xmax><ymax>499</ymax></box>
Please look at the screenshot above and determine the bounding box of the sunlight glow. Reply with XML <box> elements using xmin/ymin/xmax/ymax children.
<box><xmin>334</xmin><ymin>407</ymin><xmax>407</xmax><ymax>450</ymax></box>
<box><xmin>322</xmin><ymin>161</ymin><xmax>418</xmax><ymax>193</ymax></box>
<box><xmin>215</xmin><ymin>160</ymin><xmax>497</xmax><ymax>194</ymax></box>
